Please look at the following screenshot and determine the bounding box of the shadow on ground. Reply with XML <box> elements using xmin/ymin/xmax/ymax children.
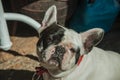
<box><xmin>0</xmin><ymin>69</ymin><xmax>34</xmax><ymax>80</ymax></box>
<box><xmin>6</xmin><ymin>50</ymin><xmax>39</xmax><ymax>61</ymax></box>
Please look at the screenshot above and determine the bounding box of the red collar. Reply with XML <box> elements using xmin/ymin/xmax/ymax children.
<box><xmin>32</xmin><ymin>66</ymin><xmax>48</xmax><ymax>80</ymax></box>
<box><xmin>77</xmin><ymin>55</ymin><xmax>84</xmax><ymax>66</ymax></box>
<box><xmin>35</xmin><ymin>66</ymin><xmax>48</xmax><ymax>76</ymax></box>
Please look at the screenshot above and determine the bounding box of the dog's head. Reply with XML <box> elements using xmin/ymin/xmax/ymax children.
<box><xmin>37</xmin><ymin>5</ymin><xmax>104</xmax><ymax>76</ymax></box>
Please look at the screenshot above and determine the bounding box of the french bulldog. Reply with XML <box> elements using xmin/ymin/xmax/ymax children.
<box><xmin>36</xmin><ymin>5</ymin><xmax>120</xmax><ymax>80</ymax></box>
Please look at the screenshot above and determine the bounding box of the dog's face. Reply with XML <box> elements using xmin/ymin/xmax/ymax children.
<box><xmin>37</xmin><ymin>23</ymin><xmax>82</xmax><ymax>71</ymax></box>
<box><xmin>37</xmin><ymin>5</ymin><xmax>104</xmax><ymax>74</ymax></box>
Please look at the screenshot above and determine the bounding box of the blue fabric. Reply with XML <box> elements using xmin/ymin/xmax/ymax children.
<box><xmin>69</xmin><ymin>0</ymin><xmax>120</xmax><ymax>32</ymax></box>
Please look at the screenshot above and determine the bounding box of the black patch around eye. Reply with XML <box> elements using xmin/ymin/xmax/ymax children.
<box><xmin>70</xmin><ymin>48</ymin><xmax>76</xmax><ymax>53</ymax></box>
<box><xmin>39</xmin><ymin>23</ymin><xmax>65</xmax><ymax>50</ymax></box>
<box><xmin>75</xmin><ymin>48</ymin><xmax>80</xmax><ymax>64</ymax></box>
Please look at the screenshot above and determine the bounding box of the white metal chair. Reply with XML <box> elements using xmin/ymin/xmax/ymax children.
<box><xmin>0</xmin><ymin>0</ymin><xmax>41</xmax><ymax>50</ymax></box>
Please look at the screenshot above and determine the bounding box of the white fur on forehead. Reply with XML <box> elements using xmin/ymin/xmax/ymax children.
<box><xmin>64</xmin><ymin>29</ymin><xmax>82</xmax><ymax>47</ymax></box>
<box><xmin>63</xmin><ymin>29</ymin><xmax>85</xmax><ymax>55</ymax></box>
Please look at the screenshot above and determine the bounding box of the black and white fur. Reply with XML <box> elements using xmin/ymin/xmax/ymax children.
<box><xmin>37</xmin><ymin>5</ymin><xmax>120</xmax><ymax>80</ymax></box>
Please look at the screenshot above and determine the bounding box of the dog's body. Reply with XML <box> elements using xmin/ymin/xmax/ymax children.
<box><xmin>41</xmin><ymin>47</ymin><xmax>120</xmax><ymax>80</ymax></box>
<box><xmin>62</xmin><ymin>47</ymin><xmax>120</xmax><ymax>80</ymax></box>
<box><xmin>36</xmin><ymin>5</ymin><xmax>120</xmax><ymax>80</ymax></box>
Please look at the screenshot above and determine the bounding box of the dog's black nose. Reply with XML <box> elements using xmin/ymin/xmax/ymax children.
<box><xmin>55</xmin><ymin>45</ymin><xmax>66</xmax><ymax>54</ymax></box>
<box><xmin>52</xmin><ymin>45</ymin><xmax>66</xmax><ymax>59</ymax></box>
<box><xmin>50</xmin><ymin>45</ymin><xmax>66</xmax><ymax>66</ymax></box>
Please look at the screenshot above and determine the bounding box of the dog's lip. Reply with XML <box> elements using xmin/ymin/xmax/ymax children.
<box><xmin>48</xmin><ymin>58</ymin><xmax>59</xmax><ymax>67</ymax></box>
<box><xmin>40</xmin><ymin>62</ymin><xmax>58</xmax><ymax>69</ymax></box>
<box><xmin>39</xmin><ymin>57</ymin><xmax>62</xmax><ymax>70</ymax></box>
<box><xmin>40</xmin><ymin>61</ymin><xmax>67</xmax><ymax>72</ymax></box>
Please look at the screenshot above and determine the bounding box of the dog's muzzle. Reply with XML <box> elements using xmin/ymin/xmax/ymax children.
<box><xmin>48</xmin><ymin>45</ymin><xmax>66</xmax><ymax>66</ymax></box>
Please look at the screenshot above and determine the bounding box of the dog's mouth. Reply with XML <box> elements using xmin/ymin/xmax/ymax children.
<box><xmin>48</xmin><ymin>57</ymin><xmax>60</xmax><ymax>67</ymax></box>
<box><xmin>40</xmin><ymin>57</ymin><xmax>61</xmax><ymax>70</ymax></box>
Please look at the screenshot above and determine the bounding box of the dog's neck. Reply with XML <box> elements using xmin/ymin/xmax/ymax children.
<box><xmin>48</xmin><ymin>65</ymin><xmax>77</xmax><ymax>79</ymax></box>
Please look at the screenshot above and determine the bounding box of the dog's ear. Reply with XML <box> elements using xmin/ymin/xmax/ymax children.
<box><xmin>80</xmin><ymin>28</ymin><xmax>104</xmax><ymax>54</ymax></box>
<box><xmin>42</xmin><ymin>5</ymin><xmax>57</xmax><ymax>27</ymax></box>
<box><xmin>38</xmin><ymin>5</ymin><xmax>57</xmax><ymax>33</ymax></box>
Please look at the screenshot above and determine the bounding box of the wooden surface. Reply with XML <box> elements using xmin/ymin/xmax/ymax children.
<box><xmin>0</xmin><ymin>36</ymin><xmax>39</xmax><ymax>80</ymax></box>
<box><xmin>0</xmin><ymin>36</ymin><xmax>38</xmax><ymax>62</ymax></box>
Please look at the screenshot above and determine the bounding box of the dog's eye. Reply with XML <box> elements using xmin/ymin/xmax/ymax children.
<box><xmin>47</xmin><ymin>37</ymin><xmax>52</xmax><ymax>42</ymax></box>
<box><xmin>70</xmin><ymin>48</ymin><xmax>76</xmax><ymax>53</ymax></box>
